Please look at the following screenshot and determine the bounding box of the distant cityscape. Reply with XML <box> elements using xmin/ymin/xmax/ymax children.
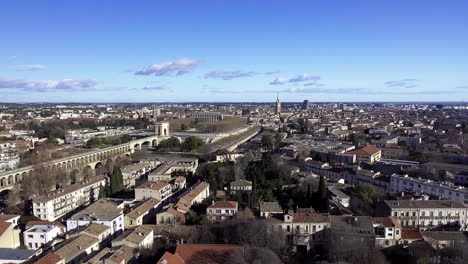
<box><xmin>0</xmin><ymin>96</ymin><xmax>466</xmax><ymax>263</ymax></box>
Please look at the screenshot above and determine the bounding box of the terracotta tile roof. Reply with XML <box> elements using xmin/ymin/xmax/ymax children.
<box><xmin>33</xmin><ymin>253</ymin><xmax>64</xmax><ymax>264</ymax></box>
<box><xmin>208</xmin><ymin>201</ymin><xmax>238</xmax><ymax>209</ymax></box>
<box><xmin>401</xmin><ymin>228</ymin><xmax>423</xmax><ymax>240</ymax></box>
<box><xmin>107</xmin><ymin>245</ymin><xmax>136</xmax><ymax>263</ymax></box>
<box><xmin>292</xmin><ymin>213</ymin><xmax>329</xmax><ymax>223</ymax></box>
<box><xmin>173</xmin><ymin>244</ymin><xmax>241</xmax><ymax>264</ymax></box>
<box><xmin>165</xmin><ymin>207</ymin><xmax>186</xmax><ymax>221</ymax></box>
<box><xmin>157</xmin><ymin>251</ymin><xmax>184</xmax><ymax>264</ymax></box>
<box><xmin>81</xmin><ymin>223</ymin><xmax>110</xmax><ymax>236</ymax></box>
<box><xmin>0</xmin><ymin>214</ymin><xmax>19</xmax><ymax>222</ymax></box>
<box><xmin>122</xmin><ymin>225</ymin><xmax>153</xmax><ymax>245</ymax></box>
<box><xmin>372</xmin><ymin>217</ymin><xmax>401</xmax><ymax>228</ymax></box>
<box><xmin>346</xmin><ymin>145</ymin><xmax>381</xmax><ymax>156</ymax></box>
<box><xmin>126</xmin><ymin>198</ymin><xmax>160</xmax><ymax>220</ymax></box>
<box><xmin>136</xmin><ymin>181</ymin><xmax>170</xmax><ymax>191</ymax></box>
<box><xmin>259</xmin><ymin>202</ymin><xmax>283</xmax><ymax>213</ymax></box>
<box><xmin>55</xmin><ymin>234</ymin><xmax>99</xmax><ymax>261</ymax></box>
<box><xmin>176</xmin><ymin>182</ymin><xmax>209</xmax><ymax>212</ymax></box>
<box><xmin>0</xmin><ymin>221</ymin><xmax>12</xmax><ymax>236</ymax></box>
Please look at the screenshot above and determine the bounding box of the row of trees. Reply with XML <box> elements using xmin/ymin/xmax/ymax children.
<box><xmin>14</xmin><ymin>118</ymin><xmax>151</xmax><ymax>140</ymax></box>
<box><xmin>86</xmin><ymin>134</ymin><xmax>133</xmax><ymax>148</ymax></box>
<box><xmin>157</xmin><ymin>136</ymin><xmax>205</xmax><ymax>152</ymax></box>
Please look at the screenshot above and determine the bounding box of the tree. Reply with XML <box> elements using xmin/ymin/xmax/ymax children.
<box><xmin>120</xmin><ymin>134</ymin><xmax>132</xmax><ymax>143</ymax></box>
<box><xmin>157</xmin><ymin>137</ymin><xmax>181</xmax><ymax>151</ymax></box>
<box><xmin>110</xmin><ymin>166</ymin><xmax>123</xmax><ymax>194</ymax></box>
<box><xmin>261</xmin><ymin>135</ymin><xmax>275</xmax><ymax>152</ymax></box>
<box><xmin>225</xmin><ymin>246</ymin><xmax>281</xmax><ymax>264</ymax></box>
<box><xmin>86</xmin><ymin>137</ymin><xmax>103</xmax><ymax>148</ymax></box>
<box><xmin>98</xmin><ymin>184</ymin><xmax>107</xmax><ymax>199</ymax></box>
<box><xmin>182</xmin><ymin>136</ymin><xmax>205</xmax><ymax>152</ymax></box>
<box><xmin>316</xmin><ymin>175</ymin><xmax>327</xmax><ymax>211</ymax></box>
<box><xmin>274</xmin><ymin>133</ymin><xmax>283</xmax><ymax>151</ymax></box>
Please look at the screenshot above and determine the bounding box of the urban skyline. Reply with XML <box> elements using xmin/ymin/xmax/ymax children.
<box><xmin>1</xmin><ymin>1</ymin><xmax>468</xmax><ymax>103</ymax></box>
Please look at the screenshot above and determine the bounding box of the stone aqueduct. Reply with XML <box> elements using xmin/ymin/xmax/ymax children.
<box><xmin>0</xmin><ymin>135</ymin><xmax>160</xmax><ymax>192</ymax></box>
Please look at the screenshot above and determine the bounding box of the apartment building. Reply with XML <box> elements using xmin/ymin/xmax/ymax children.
<box><xmin>206</xmin><ymin>201</ymin><xmax>238</xmax><ymax>221</ymax></box>
<box><xmin>377</xmin><ymin>200</ymin><xmax>468</xmax><ymax>231</ymax></box>
<box><xmin>372</xmin><ymin>217</ymin><xmax>402</xmax><ymax>247</ymax></box>
<box><xmin>345</xmin><ymin>145</ymin><xmax>382</xmax><ymax>164</ymax></box>
<box><xmin>124</xmin><ymin>198</ymin><xmax>160</xmax><ymax>228</ymax></box>
<box><xmin>135</xmin><ymin>182</ymin><xmax>172</xmax><ymax>201</ymax></box>
<box><xmin>278</xmin><ymin>210</ymin><xmax>330</xmax><ymax>238</ymax></box>
<box><xmin>389</xmin><ymin>174</ymin><xmax>468</xmax><ymax>203</ymax></box>
<box><xmin>32</xmin><ymin>176</ymin><xmax>106</xmax><ymax>221</ymax></box>
<box><xmin>148</xmin><ymin>158</ymin><xmax>198</xmax><ymax>182</ymax></box>
<box><xmin>66</xmin><ymin>199</ymin><xmax>124</xmax><ymax>236</ymax></box>
<box><xmin>176</xmin><ymin>182</ymin><xmax>210</xmax><ymax>213</ymax></box>
<box><xmin>121</xmin><ymin>162</ymin><xmax>155</xmax><ymax>188</ymax></box>
<box><xmin>24</xmin><ymin>224</ymin><xmax>65</xmax><ymax>250</ymax></box>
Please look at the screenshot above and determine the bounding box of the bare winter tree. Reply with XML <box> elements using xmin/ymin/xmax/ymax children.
<box><xmin>225</xmin><ymin>246</ymin><xmax>281</xmax><ymax>264</ymax></box>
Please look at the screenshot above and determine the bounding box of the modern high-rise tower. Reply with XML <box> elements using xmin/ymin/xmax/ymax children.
<box><xmin>302</xmin><ymin>100</ymin><xmax>309</xmax><ymax>110</ymax></box>
<box><xmin>275</xmin><ymin>92</ymin><xmax>281</xmax><ymax>115</ymax></box>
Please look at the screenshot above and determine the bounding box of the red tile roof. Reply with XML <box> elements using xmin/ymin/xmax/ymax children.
<box><xmin>401</xmin><ymin>228</ymin><xmax>423</xmax><ymax>240</ymax></box>
<box><xmin>347</xmin><ymin>145</ymin><xmax>381</xmax><ymax>156</ymax></box>
<box><xmin>157</xmin><ymin>251</ymin><xmax>184</xmax><ymax>264</ymax></box>
<box><xmin>33</xmin><ymin>253</ymin><xmax>64</xmax><ymax>264</ymax></box>
<box><xmin>0</xmin><ymin>221</ymin><xmax>12</xmax><ymax>236</ymax></box>
<box><xmin>0</xmin><ymin>214</ymin><xmax>19</xmax><ymax>222</ymax></box>
<box><xmin>176</xmin><ymin>244</ymin><xmax>241</xmax><ymax>263</ymax></box>
<box><xmin>208</xmin><ymin>201</ymin><xmax>238</xmax><ymax>209</ymax></box>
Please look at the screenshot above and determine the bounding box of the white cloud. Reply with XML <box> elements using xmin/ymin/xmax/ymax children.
<box><xmin>270</xmin><ymin>74</ymin><xmax>320</xmax><ymax>85</ymax></box>
<box><xmin>135</xmin><ymin>58</ymin><xmax>200</xmax><ymax>76</ymax></box>
<box><xmin>11</xmin><ymin>64</ymin><xmax>46</xmax><ymax>71</ymax></box>
<box><xmin>384</xmin><ymin>79</ymin><xmax>419</xmax><ymax>88</ymax></box>
<box><xmin>0</xmin><ymin>77</ymin><xmax>98</xmax><ymax>92</ymax></box>
<box><xmin>142</xmin><ymin>85</ymin><xmax>166</xmax><ymax>91</ymax></box>
<box><xmin>204</xmin><ymin>70</ymin><xmax>257</xmax><ymax>80</ymax></box>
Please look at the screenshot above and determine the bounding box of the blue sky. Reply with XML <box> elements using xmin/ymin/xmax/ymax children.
<box><xmin>1</xmin><ymin>0</ymin><xmax>468</xmax><ymax>102</ymax></box>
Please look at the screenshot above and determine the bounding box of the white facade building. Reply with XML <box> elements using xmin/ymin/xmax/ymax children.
<box><xmin>379</xmin><ymin>200</ymin><xmax>468</xmax><ymax>231</ymax></box>
<box><xmin>134</xmin><ymin>182</ymin><xmax>172</xmax><ymax>201</ymax></box>
<box><xmin>24</xmin><ymin>224</ymin><xmax>65</xmax><ymax>250</ymax></box>
<box><xmin>32</xmin><ymin>176</ymin><xmax>106</xmax><ymax>221</ymax></box>
<box><xmin>389</xmin><ymin>174</ymin><xmax>468</xmax><ymax>204</ymax></box>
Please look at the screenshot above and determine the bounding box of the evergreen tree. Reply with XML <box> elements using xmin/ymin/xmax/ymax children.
<box><xmin>98</xmin><ymin>184</ymin><xmax>107</xmax><ymax>199</ymax></box>
<box><xmin>261</xmin><ymin>135</ymin><xmax>275</xmax><ymax>152</ymax></box>
<box><xmin>307</xmin><ymin>184</ymin><xmax>311</xmax><ymax>207</ymax></box>
<box><xmin>110</xmin><ymin>166</ymin><xmax>123</xmax><ymax>194</ymax></box>
<box><xmin>317</xmin><ymin>175</ymin><xmax>327</xmax><ymax>210</ymax></box>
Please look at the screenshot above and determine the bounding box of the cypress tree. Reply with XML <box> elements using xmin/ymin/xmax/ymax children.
<box><xmin>318</xmin><ymin>175</ymin><xmax>327</xmax><ymax>210</ymax></box>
